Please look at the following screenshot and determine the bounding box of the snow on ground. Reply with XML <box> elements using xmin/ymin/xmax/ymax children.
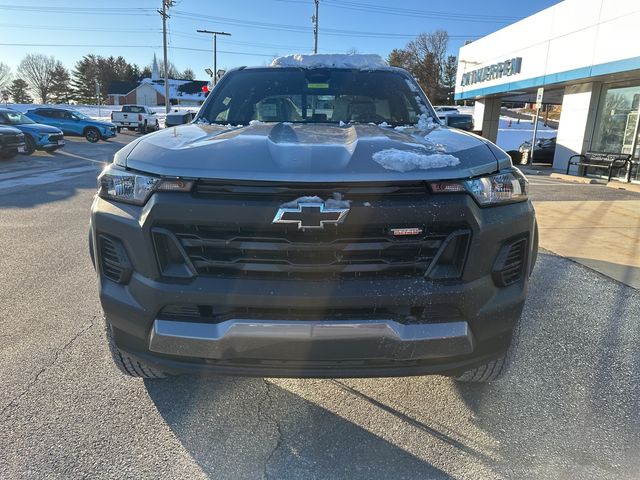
<box><xmin>454</xmin><ymin>106</ymin><xmax>557</xmax><ymax>151</ymax></box>
<box><xmin>496</xmin><ymin>115</ymin><xmax>556</xmax><ymax>151</ymax></box>
<box><xmin>271</xmin><ymin>53</ymin><xmax>388</xmax><ymax>69</ymax></box>
<box><xmin>6</xmin><ymin>104</ymin><xmax>199</xmax><ymax>127</ymax></box>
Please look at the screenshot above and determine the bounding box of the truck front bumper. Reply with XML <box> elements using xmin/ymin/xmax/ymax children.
<box><xmin>91</xmin><ymin>191</ymin><xmax>537</xmax><ymax>377</ymax></box>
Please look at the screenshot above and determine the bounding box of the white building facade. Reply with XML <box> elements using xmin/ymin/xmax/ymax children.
<box><xmin>455</xmin><ymin>0</ymin><xmax>640</xmax><ymax>182</ymax></box>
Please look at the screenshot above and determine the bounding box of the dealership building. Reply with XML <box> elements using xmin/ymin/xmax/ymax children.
<box><xmin>455</xmin><ymin>0</ymin><xmax>640</xmax><ymax>182</ymax></box>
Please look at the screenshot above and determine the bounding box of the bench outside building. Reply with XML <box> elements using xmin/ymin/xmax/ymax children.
<box><xmin>566</xmin><ymin>152</ymin><xmax>635</xmax><ymax>182</ymax></box>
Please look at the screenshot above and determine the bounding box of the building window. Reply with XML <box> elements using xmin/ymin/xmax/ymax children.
<box><xmin>592</xmin><ymin>84</ymin><xmax>640</xmax><ymax>157</ymax></box>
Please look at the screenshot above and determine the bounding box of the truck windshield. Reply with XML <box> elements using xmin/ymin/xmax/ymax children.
<box><xmin>199</xmin><ymin>68</ymin><xmax>434</xmax><ymax>126</ymax></box>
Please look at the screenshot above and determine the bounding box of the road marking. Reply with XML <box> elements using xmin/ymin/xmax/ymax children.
<box><xmin>56</xmin><ymin>150</ymin><xmax>112</xmax><ymax>165</ymax></box>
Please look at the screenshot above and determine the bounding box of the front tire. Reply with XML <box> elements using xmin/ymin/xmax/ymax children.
<box><xmin>106</xmin><ymin>322</ymin><xmax>170</xmax><ymax>378</ymax></box>
<box><xmin>85</xmin><ymin>127</ymin><xmax>100</xmax><ymax>143</ymax></box>
<box><xmin>22</xmin><ymin>135</ymin><xmax>36</xmax><ymax>155</ymax></box>
<box><xmin>455</xmin><ymin>354</ymin><xmax>508</xmax><ymax>383</ymax></box>
<box><xmin>0</xmin><ymin>150</ymin><xmax>16</xmax><ymax>159</ymax></box>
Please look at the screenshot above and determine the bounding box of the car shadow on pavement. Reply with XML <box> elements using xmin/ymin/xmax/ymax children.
<box><xmin>0</xmin><ymin>173</ymin><xmax>97</xmax><ymax>208</ymax></box>
<box><xmin>454</xmin><ymin>252</ymin><xmax>640</xmax><ymax>479</ymax></box>
<box><xmin>144</xmin><ymin>376</ymin><xmax>451</xmax><ymax>480</ymax></box>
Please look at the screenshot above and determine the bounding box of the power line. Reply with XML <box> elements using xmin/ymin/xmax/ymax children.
<box><xmin>272</xmin><ymin>0</ymin><xmax>521</xmax><ymax>23</ymax></box>
<box><xmin>0</xmin><ymin>23</ymin><xmax>162</xmax><ymax>33</ymax></box>
<box><xmin>0</xmin><ymin>4</ymin><xmax>155</xmax><ymax>15</ymax></box>
<box><xmin>0</xmin><ymin>23</ymin><xmax>318</xmax><ymax>50</ymax></box>
<box><xmin>171</xmin><ymin>11</ymin><xmax>483</xmax><ymax>39</ymax></box>
<box><xmin>0</xmin><ymin>43</ymin><xmax>277</xmax><ymax>57</ymax></box>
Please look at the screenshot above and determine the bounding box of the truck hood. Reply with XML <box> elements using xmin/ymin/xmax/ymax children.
<box><xmin>120</xmin><ymin>122</ymin><xmax>502</xmax><ymax>182</ymax></box>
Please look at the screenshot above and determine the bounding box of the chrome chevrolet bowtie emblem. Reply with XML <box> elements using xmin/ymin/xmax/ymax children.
<box><xmin>272</xmin><ymin>202</ymin><xmax>350</xmax><ymax>230</ymax></box>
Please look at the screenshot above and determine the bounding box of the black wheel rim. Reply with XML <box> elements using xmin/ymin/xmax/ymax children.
<box><xmin>87</xmin><ymin>130</ymin><xmax>98</xmax><ymax>142</ymax></box>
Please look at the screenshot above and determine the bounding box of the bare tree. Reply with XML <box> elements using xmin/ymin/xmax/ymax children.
<box><xmin>0</xmin><ymin>62</ymin><xmax>11</xmax><ymax>90</ymax></box>
<box><xmin>18</xmin><ymin>54</ymin><xmax>57</xmax><ymax>104</ymax></box>
<box><xmin>387</xmin><ymin>30</ymin><xmax>450</xmax><ymax>103</ymax></box>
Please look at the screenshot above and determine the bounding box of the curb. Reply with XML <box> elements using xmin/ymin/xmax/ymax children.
<box><xmin>606</xmin><ymin>181</ymin><xmax>640</xmax><ymax>193</ymax></box>
<box><xmin>549</xmin><ymin>173</ymin><xmax>606</xmax><ymax>184</ymax></box>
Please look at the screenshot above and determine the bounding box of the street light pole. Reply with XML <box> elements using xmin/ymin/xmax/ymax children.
<box><xmin>197</xmin><ymin>30</ymin><xmax>231</xmax><ymax>85</ymax></box>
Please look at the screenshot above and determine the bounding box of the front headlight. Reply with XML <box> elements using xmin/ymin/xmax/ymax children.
<box><xmin>97</xmin><ymin>164</ymin><xmax>193</xmax><ymax>205</ymax></box>
<box><xmin>464</xmin><ymin>169</ymin><xmax>528</xmax><ymax>206</ymax></box>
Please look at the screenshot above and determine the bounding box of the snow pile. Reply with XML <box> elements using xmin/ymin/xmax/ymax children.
<box><xmin>417</xmin><ymin>113</ymin><xmax>437</xmax><ymax>131</ymax></box>
<box><xmin>373</xmin><ymin>149</ymin><xmax>460</xmax><ymax>172</ymax></box>
<box><xmin>270</xmin><ymin>54</ymin><xmax>388</xmax><ymax>69</ymax></box>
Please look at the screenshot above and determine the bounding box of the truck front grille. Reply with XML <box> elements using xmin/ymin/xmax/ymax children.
<box><xmin>154</xmin><ymin>224</ymin><xmax>470</xmax><ymax>280</ymax></box>
<box><xmin>0</xmin><ymin>134</ymin><xmax>24</xmax><ymax>146</ymax></box>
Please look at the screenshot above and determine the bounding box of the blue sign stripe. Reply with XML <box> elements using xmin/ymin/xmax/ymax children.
<box><xmin>454</xmin><ymin>55</ymin><xmax>640</xmax><ymax>101</ymax></box>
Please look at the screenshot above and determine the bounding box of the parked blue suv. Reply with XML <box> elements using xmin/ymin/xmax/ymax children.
<box><xmin>25</xmin><ymin>107</ymin><xmax>116</xmax><ymax>143</ymax></box>
<box><xmin>0</xmin><ymin>108</ymin><xmax>64</xmax><ymax>154</ymax></box>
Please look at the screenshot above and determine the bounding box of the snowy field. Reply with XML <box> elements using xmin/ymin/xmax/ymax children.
<box><xmin>457</xmin><ymin>106</ymin><xmax>557</xmax><ymax>151</ymax></box>
<box><xmin>4</xmin><ymin>104</ymin><xmax>199</xmax><ymax>127</ymax></box>
<box><xmin>496</xmin><ymin>116</ymin><xmax>556</xmax><ymax>151</ymax></box>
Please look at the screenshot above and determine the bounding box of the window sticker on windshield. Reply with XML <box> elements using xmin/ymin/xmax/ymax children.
<box><xmin>307</xmin><ymin>83</ymin><xmax>329</xmax><ymax>89</ymax></box>
<box><xmin>223</xmin><ymin>97</ymin><xmax>231</xmax><ymax>105</ymax></box>
<box><xmin>259</xmin><ymin>103</ymin><xmax>278</xmax><ymax>117</ymax></box>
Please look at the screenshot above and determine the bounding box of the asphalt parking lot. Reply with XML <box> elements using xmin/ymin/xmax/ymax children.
<box><xmin>1</xmin><ymin>136</ymin><xmax>639</xmax><ymax>479</ymax></box>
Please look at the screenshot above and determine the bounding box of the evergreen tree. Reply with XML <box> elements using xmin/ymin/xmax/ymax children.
<box><xmin>442</xmin><ymin>55</ymin><xmax>458</xmax><ymax>105</ymax></box>
<box><xmin>50</xmin><ymin>62</ymin><xmax>72</xmax><ymax>104</ymax></box>
<box><xmin>72</xmin><ymin>54</ymin><xmax>100</xmax><ymax>104</ymax></box>
<box><xmin>139</xmin><ymin>66</ymin><xmax>152</xmax><ymax>79</ymax></box>
<box><xmin>8</xmin><ymin>78</ymin><xmax>32</xmax><ymax>104</ymax></box>
<box><xmin>181</xmin><ymin>68</ymin><xmax>195</xmax><ymax>81</ymax></box>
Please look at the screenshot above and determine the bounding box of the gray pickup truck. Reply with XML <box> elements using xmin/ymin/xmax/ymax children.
<box><xmin>90</xmin><ymin>54</ymin><xmax>537</xmax><ymax>382</ymax></box>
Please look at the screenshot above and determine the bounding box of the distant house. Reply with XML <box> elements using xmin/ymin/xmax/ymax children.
<box><xmin>107</xmin><ymin>54</ymin><xmax>209</xmax><ymax>107</ymax></box>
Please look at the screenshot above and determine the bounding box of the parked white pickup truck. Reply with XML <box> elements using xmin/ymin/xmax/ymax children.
<box><xmin>110</xmin><ymin>105</ymin><xmax>160</xmax><ymax>133</ymax></box>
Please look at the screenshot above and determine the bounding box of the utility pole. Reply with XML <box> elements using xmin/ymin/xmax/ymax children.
<box><xmin>96</xmin><ymin>81</ymin><xmax>101</xmax><ymax>117</ymax></box>
<box><xmin>158</xmin><ymin>1</ymin><xmax>174</xmax><ymax>114</ymax></box>
<box><xmin>313</xmin><ymin>0</ymin><xmax>319</xmax><ymax>54</ymax></box>
<box><xmin>197</xmin><ymin>30</ymin><xmax>231</xmax><ymax>85</ymax></box>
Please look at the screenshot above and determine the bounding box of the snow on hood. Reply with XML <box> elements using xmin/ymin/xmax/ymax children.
<box><xmin>270</xmin><ymin>53</ymin><xmax>388</xmax><ymax>69</ymax></box>
<box><xmin>372</xmin><ymin>149</ymin><xmax>460</xmax><ymax>173</ymax></box>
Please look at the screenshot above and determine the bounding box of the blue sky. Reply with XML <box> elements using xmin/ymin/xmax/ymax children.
<box><xmin>0</xmin><ymin>0</ymin><xmax>561</xmax><ymax>78</ymax></box>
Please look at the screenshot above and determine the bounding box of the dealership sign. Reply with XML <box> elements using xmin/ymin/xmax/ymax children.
<box><xmin>460</xmin><ymin>57</ymin><xmax>523</xmax><ymax>86</ymax></box>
